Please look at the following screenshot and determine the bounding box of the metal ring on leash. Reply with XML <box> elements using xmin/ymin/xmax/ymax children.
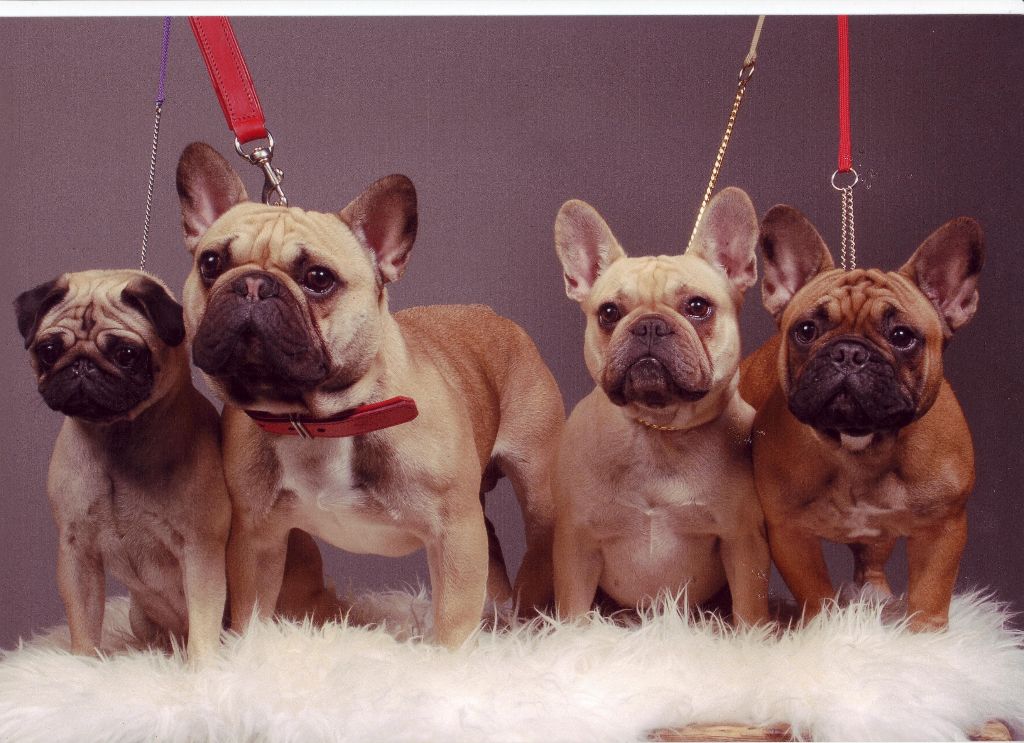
<box><xmin>831</xmin><ymin>168</ymin><xmax>859</xmax><ymax>191</ymax></box>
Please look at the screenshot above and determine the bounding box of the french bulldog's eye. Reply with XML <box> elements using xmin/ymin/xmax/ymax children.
<box><xmin>597</xmin><ymin>303</ymin><xmax>622</xmax><ymax>329</ymax></box>
<box><xmin>35</xmin><ymin>338</ymin><xmax>64</xmax><ymax>367</ymax></box>
<box><xmin>887</xmin><ymin>325</ymin><xmax>918</xmax><ymax>350</ymax></box>
<box><xmin>114</xmin><ymin>345</ymin><xmax>142</xmax><ymax>369</ymax></box>
<box><xmin>793</xmin><ymin>320</ymin><xmax>818</xmax><ymax>345</ymax></box>
<box><xmin>685</xmin><ymin>296</ymin><xmax>712</xmax><ymax>319</ymax></box>
<box><xmin>302</xmin><ymin>266</ymin><xmax>337</xmax><ymax>295</ymax></box>
<box><xmin>199</xmin><ymin>251</ymin><xmax>225</xmax><ymax>283</ymax></box>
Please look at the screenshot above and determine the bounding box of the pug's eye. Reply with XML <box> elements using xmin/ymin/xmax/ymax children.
<box><xmin>35</xmin><ymin>338</ymin><xmax>64</xmax><ymax>367</ymax></box>
<box><xmin>887</xmin><ymin>325</ymin><xmax>918</xmax><ymax>350</ymax></box>
<box><xmin>199</xmin><ymin>251</ymin><xmax>225</xmax><ymax>283</ymax></box>
<box><xmin>685</xmin><ymin>296</ymin><xmax>712</xmax><ymax>319</ymax></box>
<box><xmin>114</xmin><ymin>345</ymin><xmax>142</xmax><ymax>369</ymax></box>
<box><xmin>597</xmin><ymin>303</ymin><xmax>622</xmax><ymax>329</ymax></box>
<box><xmin>302</xmin><ymin>266</ymin><xmax>337</xmax><ymax>295</ymax></box>
<box><xmin>793</xmin><ymin>320</ymin><xmax>818</xmax><ymax>345</ymax></box>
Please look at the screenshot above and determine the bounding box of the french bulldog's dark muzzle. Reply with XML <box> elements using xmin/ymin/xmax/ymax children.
<box><xmin>40</xmin><ymin>354</ymin><xmax>154</xmax><ymax>422</ymax></box>
<box><xmin>192</xmin><ymin>271</ymin><xmax>329</xmax><ymax>403</ymax></box>
<box><xmin>603</xmin><ymin>314</ymin><xmax>712</xmax><ymax>408</ymax></box>
<box><xmin>788</xmin><ymin>336</ymin><xmax>916</xmax><ymax>436</ymax></box>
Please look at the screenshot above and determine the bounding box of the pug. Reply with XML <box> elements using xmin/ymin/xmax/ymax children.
<box><xmin>739</xmin><ymin>206</ymin><xmax>984</xmax><ymax>630</ymax></box>
<box><xmin>552</xmin><ymin>188</ymin><xmax>770</xmax><ymax>625</ymax></box>
<box><xmin>174</xmin><ymin>142</ymin><xmax>564</xmax><ymax>648</ymax></box>
<box><xmin>14</xmin><ymin>269</ymin><xmax>229</xmax><ymax>660</ymax></box>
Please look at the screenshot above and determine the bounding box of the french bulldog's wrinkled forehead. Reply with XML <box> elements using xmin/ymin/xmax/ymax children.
<box><xmin>784</xmin><ymin>267</ymin><xmax>940</xmax><ymax>333</ymax></box>
<box><xmin>593</xmin><ymin>253</ymin><xmax>735</xmax><ymax>309</ymax></box>
<box><xmin>200</xmin><ymin>202</ymin><xmax>374</xmax><ymax>271</ymax></box>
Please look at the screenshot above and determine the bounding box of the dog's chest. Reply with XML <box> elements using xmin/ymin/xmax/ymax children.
<box><xmin>794</xmin><ymin>471</ymin><xmax>916</xmax><ymax>542</ymax></box>
<box><xmin>273</xmin><ymin>437</ymin><xmax>421</xmax><ymax>556</ymax></box>
<box><xmin>85</xmin><ymin>486</ymin><xmax>187</xmax><ymax>622</ymax></box>
<box><xmin>588</xmin><ymin>469</ymin><xmax>720</xmax><ymax>541</ymax></box>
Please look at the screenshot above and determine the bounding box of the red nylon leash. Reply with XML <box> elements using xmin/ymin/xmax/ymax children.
<box><xmin>188</xmin><ymin>16</ymin><xmax>287</xmax><ymax>205</ymax></box>
<box><xmin>832</xmin><ymin>15</ymin><xmax>857</xmax><ymax>270</ymax></box>
<box><xmin>837</xmin><ymin>15</ymin><xmax>852</xmax><ymax>173</ymax></box>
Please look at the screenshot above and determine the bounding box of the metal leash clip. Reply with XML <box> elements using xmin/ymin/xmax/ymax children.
<box><xmin>235</xmin><ymin>131</ymin><xmax>288</xmax><ymax>206</ymax></box>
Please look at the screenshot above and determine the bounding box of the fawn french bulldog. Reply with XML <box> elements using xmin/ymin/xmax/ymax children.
<box><xmin>552</xmin><ymin>188</ymin><xmax>770</xmax><ymax>625</ymax></box>
<box><xmin>740</xmin><ymin>206</ymin><xmax>984</xmax><ymax>630</ymax></box>
<box><xmin>175</xmin><ymin>142</ymin><xmax>563</xmax><ymax>648</ymax></box>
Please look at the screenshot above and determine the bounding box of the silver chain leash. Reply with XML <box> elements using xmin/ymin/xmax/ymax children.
<box><xmin>139</xmin><ymin>103</ymin><xmax>163</xmax><ymax>271</ymax></box>
<box><xmin>140</xmin><ymin>17</ymin><xmax>171</xmax><ymax>272</ymax></box>
<box><xmin>832</xmin><ymin>168</ymin><xmax>858</xmax><ymax>270</ymax></box>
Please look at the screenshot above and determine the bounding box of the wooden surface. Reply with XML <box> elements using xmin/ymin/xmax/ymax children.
<box><xmin>648</xmin><ymin>720</ymin><xmax>1014</xmax><ymax>741</ymax></box>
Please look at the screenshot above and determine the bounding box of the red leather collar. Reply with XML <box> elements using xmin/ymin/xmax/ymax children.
<box><xmin>245</xmin><ymin>396</ymin><xmax>418</xmax><ymax>439</ymax></box>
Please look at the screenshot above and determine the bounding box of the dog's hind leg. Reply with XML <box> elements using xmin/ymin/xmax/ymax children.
<box><xmin>480</xmin><ymin>476</ymin><xmax>514</xmax><ymax>605</ymax></box>
<box><xmin>491</xmin><ymin>368</ymin><xmax>563</xmax><ymax>615</ymax></box>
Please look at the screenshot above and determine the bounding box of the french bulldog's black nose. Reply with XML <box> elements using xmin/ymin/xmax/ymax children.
<box><xmin>630</xmin><ymin>315</ymin><xmax>674</xmax><ymax>339</ymax></box>
<box><xmin>232</xmin><ymin>272</ymin><xmax>280</xmax><ymax>301</ymax></box>
<box><xmin>829</xmin><ymin>340</ymin><xmax>870</xmax><ymax>370</ymax></box>
<box><xmin>70</xmin><ymin>358</ymin><xmax>97</xmax><ymax>377</ymax></box>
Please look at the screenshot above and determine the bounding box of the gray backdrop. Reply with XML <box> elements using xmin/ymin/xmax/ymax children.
<box><xmin>2</xmin><ymin>16</ymin><xmax>1021</xmax><ymax>649</ymax></box>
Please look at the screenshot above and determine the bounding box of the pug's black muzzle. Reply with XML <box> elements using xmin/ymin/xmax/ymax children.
<box><xmin>40</xmin><ymin>356</ymin><xmax>153</xmax><ymax>422</ymax></box>
<box><xmin>193</xmin><ymin>273</ymin><xmax>329</xmax><ymax>402</ymax></box>
<box><xmin>788</xmin><ymin>337</ymin><xmax>915</xmax><ymax>436</ymax></box>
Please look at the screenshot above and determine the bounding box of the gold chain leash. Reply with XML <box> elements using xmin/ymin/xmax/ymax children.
<box><xmin>689</xmin><ymin>16</ymin><xmax>766</xmax><ymax>247</ymax></box>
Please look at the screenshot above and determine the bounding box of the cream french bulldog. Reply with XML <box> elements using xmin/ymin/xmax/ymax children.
<box><xmin>553</xmin><ymin>188</ymin><xmax>770</xmax><ymax>625</ymax></box>
<box><xmin>175</xmin><ymin>142</ymin><xmax>564</xmax><ymax>648</ymax></box>
<box><xmin>14</xmin><ymin>270</ymin><xmax>229</xmax><ymax>661</ymax></box>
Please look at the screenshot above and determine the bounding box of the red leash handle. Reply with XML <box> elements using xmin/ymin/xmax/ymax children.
<box><xmin>189</xmin><ymin>17</ymin><xmax>268</xmax><ymax>145</ymax></box>
<box><xmin>837</xmin><ymin>15</ymin><xmax>852</xmax><ymax>173</ymax></box>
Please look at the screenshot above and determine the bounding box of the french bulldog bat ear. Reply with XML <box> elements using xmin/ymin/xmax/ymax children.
<box><xmin>121</xmin><ymin>276</ymin><xmax>186</xmax><ymax>347</ymax></box>
<box><xmin>899</xmin><ymin>217</ymin><xmax>984</xmax><ymax>337</ymax></box>
<box><xmin>14</xmin><ymin>277</ymin><xmax>67</xmax><ymax>348</ymax></box>
<box><xmin>554</xmin><ymin>199</ymin><xmax>626</xmax><ymax>303</ymax></box>
<box><xmin>759</xmin><ymin>205</ymin><xmax>835</xmax><ymax>321</ymax></box>
<box><xmin>176</xmin><ymin>142</ymin><xmax>249</xmax><ymax>253</ymax></box>
<box><xmin>686</xmin><ymin>186</ymin><xmax>759</xmax><ymax>294</ymax></box>
<box><xmin>339</xmin><ymin>174</ymin><xmax>418</xmax><ymax>284</ymax></box>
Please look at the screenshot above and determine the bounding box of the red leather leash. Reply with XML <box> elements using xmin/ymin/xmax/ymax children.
<box><xmin>189</xmin><ymin>16</ymin><xmax>267</xmax><ymax>144</ymax></box>
<box><xmin>246</xmin><ymin>397</ymin><xmax>420</xmax><ymax>439</ymax></box>
<box><xmin>188</xmin><ymin>16</ymin><xmax>287</xmax><ymax>205</ymax></box>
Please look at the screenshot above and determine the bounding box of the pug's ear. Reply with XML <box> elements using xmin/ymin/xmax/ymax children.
<box><xmin>176</xmin><ymin>142</ymin><xmax>249</xmax><ymax>253</ymax></box>
<box><xmin>121</xmin><ymin>275</ymin><xmax>185</xmax><ymax>347</ymax></box>
<box><xmin>686</xmin><ymin>187</ymin><xmax>758</xmax><ymax>296</ymax></box>
<box><xmin>899</xmin><ymin>217</ymin><xmax>984</xmax><ymax>338</ymax></box>
<box><xmin>758</xmin><ymin>205</ymin><xmax>835</xmax><ymax>322</ymax></box>
<box><xmin>555</xmin><ymin>199</ymin><xmax>627</xmax><ymax>303</ymax></box>
<box><xmin>339</xmin><ymin>174</ymin><xmax>418</xmax><ymax>284</ymax></box>
<box><xmin>14</xmin><ymin>276</ymin><xmax>67</xmax><ymax>348</ymax></box>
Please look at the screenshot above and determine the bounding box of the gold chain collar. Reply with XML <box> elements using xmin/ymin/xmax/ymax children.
<box><xmin>634</xmin><ymin>417</ymin><xmax>688</xmax><ymax>433</ymax></box>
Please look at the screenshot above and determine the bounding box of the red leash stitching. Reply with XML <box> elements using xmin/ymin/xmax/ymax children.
<box><xmin>189</xmin><ymin>17</ymin><xmax>268</xmax><ymax>144</ymax></box>
<box><xmin>837</xmin><ymin>15</ymin><xmax>852</xmax><ymax>173</ymax></box>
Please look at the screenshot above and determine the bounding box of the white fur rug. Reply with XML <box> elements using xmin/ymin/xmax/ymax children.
<box><xmin>1</xmin><ymin>591</ymin><xmax>1022</xmax><ymax>742</ymax></box>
